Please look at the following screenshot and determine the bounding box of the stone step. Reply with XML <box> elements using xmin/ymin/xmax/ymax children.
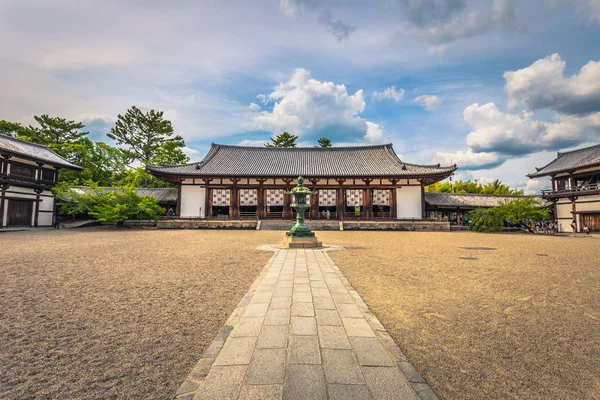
<box><xmin>259</xmin><ymin>220</ymin><xmax>340</xmax><ymax>231</ymax></box>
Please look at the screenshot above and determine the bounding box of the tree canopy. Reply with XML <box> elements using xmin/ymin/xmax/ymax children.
<box><xmin>426</xmin><ymin>179</ymin><xmax>523</xmax><ymax>195</ymax></box>
<box><xmin>265</xmin><ymin>132</ymin><xmax>298</xmax><ymax>147</ymax></box>
<box><xmin>25</xmin><ymin>114</ymin><xmax>89</xmax><ymax>146</ymax></box>
<box><xmin>468</xmin><ymin>197</ymin><xmax>551</xmax><ymax>232</ymax></box>
<box><xmin>317</xmin><ymin>137</ymin><xmax>332</xmax><ymax>147</ymax></box>
<box><xmin>108</xmin><ymin>106</ymin><xmax>185</xmax><ymax>165</ymax></box>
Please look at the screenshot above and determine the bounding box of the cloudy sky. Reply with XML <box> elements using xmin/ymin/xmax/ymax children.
<box><xmin>1</xmin><ymin>0</ymin><xmax>599</xmax><ymax>192</ymax></box>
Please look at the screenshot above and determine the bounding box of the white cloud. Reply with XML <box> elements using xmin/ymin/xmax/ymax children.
<box><xmin>547</xmin><ymin>0</ymin><xmax>600</xmax><ymax>24</ymax></box>
<box><xmin>248</xmin><ymin>103</ymin><xmax>261</xmax><ymax>112</ymax></box>
<box><xmin>414</xmin><ymin>94</ymin><xmax>441</xmax><ymax>110</ymax></box>
<box><xmin>238</xmin><ymin>139</ymin><xmax>268</xmax><ymax>147</ymax></box>
<box><xmin>278</xmin><ymin>0</ymin><xmax>355</xmax><ymax>41</ymax></box>
<box><xmin>464</xmin><ymin>102</ymin><xmax>600</xmax><ymax>155</ymax></box>
<box><xmin>372</xmin><ymin>86</ymin><xmax>405</xmax><ymax>103</ymax></box>
<box><xmin>404</xmin><ymin>0</ymin><xmax>515</xmax><ymax>52</ymax></box>
<box><xmin>386</xmin><ymin>0</ymin><xmax>467</xmax><ymax>27</ymax></box>
<box><xmin>504</xmin><ymin>53</ymin><xmax>600</xmax><ymax>115</ymax></box>
<box><xmin>525</xmin><ymin>178</ymin><xmax>551</xmax><ymax>194</ymax></box>
<box><xmin>254</xmin><ymin>68</ymin><xmax>386</xmax><ymax>144</ymax></box>
<box><xmin>433</xmin><ymin>149</ymin><xmax>501</xmax><ymax>170</ymax></box>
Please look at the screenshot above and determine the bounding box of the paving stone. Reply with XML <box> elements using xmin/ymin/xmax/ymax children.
<box><xmin>250</xmin><ymin>292</ymin><xmax>273</xmax><ymax>304</ymax></box>
<box><xmin>176</xmin><ymin>379</ymin><xmax>199</xmax><ymax>396</ymax></box>
<box><xmin>396</xmin><ymin>362</ymin><xmax>425</xmax><ymax>383</ymax></box>
<box><xmin>244</xmin><ymin>303</ymin><xmax>270</xmax><ymax>318</ymax></box>
<box><xmin>265</xmin><ymin>309</ymin><xmax>291</xmax><ymax>326</ymax></box>
<box><xmin>270</xmin><ymin>296</ymin><xmax>292</xmax><ymax>309</ymax></box>
<box><xmin>315</xmin><ymin>309</ymin><xmax>342</xmax><ymax>326</ymax></box>
<box><xmin>294</xmin><ymin>278</ymin><xmax>310</xmax><ymax>284</ymax></box>
<box><xmin>411</xmin><ymin>383</ymin><xmax>440</xmax><ymax>400</ymax></box>
<box><xmin>292</xmin><ymin>291</ymin><xmax>313</xmax><ymax>303</ymax></box>
<box><xmin>283</xmin><ymin>364</ymin><xmax>327</xmax><ymax>400</ymax></box>
<box><xmin>329</xmin><ymin>286</ymin><xmax>349</xmax><ymax>294</ymax></box>
<box><xmin>350</xmin><ymin>337</ymin><xmax>395</xmax><ymax>366</ymax></box>
<box><xmin>287</xmin><ymin>335</ymin><xmax>321</xmax><ymax>364</ymax></box>
<box><xmin>291</xmin><ymin>302</ymin><xmax>314</xmax><ymax>317</ymax></box>
<box><xmin>245</xmin><ymin>348</ymin><xmax>286</xmax><ymax>385</ymax></box>
<box><xmin>293</xmin><ymin>284</ymin><xmax>311</xmax><ymax>292</ymax></box>
<box><xmin>290</xmin><ymin>316</ymin><xmax>317</xmax><ymax>335</ymax></box>
<box><xmin>257</xmin><ymin>325</ymin><xmax>289</xmax><ymax>349</ymax></box>
<box><xmin>311</xmin><ymin>288</ymin><xmax>332</xmax><ymax>298</ymax></box>
<box><xmin>332</xmin><ymin>293</ymin><xmax>355</xmax><ymax>304</ymax></box>
<box><xmin>318</xmin><ymin>325</ymin><xmax>351</xmax><ymax>349</ymax></box>
<box><xmin>313</xmin><ymin>297</ymin><xmax>336</xmax><ymax>310</ymax></box>
<box><xmin>336</xmin><ymin>303</ymin><xmax>363</xmax><ymax>318</ymax></box>
<box><xmin>343</xmin><ymin>318</ymin><xmax>376</xmax><ymax>337</ymax></box>
<box><xmin>277</xmin><ymin>279</ymin><xmax>293</xmax><ymax>286</ymax></box>
<box><xmin>274</xmin><ymin>287</ymin><xmax>293</xmax><ymax>297</ymax></box>
<box><xmin>257</xmin><ymin>284</ymin><xmax>276</xmax><ymax>293</ymax></box>
<box><xmin>198</xmin><ymin>365</ymin><xmax>246</xmax><ymax>400</ymax></box>
<box><xmin>190</xmin><ymin>357</ymin><xmax>215</xmax><ymax>380</ymax></box>
<box><xmin>328</xmin><ymin>384</ymin><xmax>373</xmax><ymax>400</ymax></box>
<box><xmin>213</xmin><ymin>337</ymin><xmax>257</xmax><ymax>366</ymax></box>
<box><xmin>310</xmin><ymin>281</ymin><xmax>328</xmax><ymax>288</ymax></box>
<box><xmin>238</xmin><ymin>384</ymin><xmax>283</xmax><ymax>400</ymax></box>
<box><xmin>231</xmin><ymin>317</ymin><xmax>265</xmax><ymax>338</ymax></box>
<box><xmin>362</xmin><ymin>366</ymin><xmax>418</xmax><ymax>400</ymax></box>
<box><xmin>322</xmin><ymin>349</ymin><xmax>365</xmax><ymax>385</ymax></box>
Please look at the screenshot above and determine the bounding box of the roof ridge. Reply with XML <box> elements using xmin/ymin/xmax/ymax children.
<box><xmin>557</xmin><ymin>143</ymin><xmax>600</xmax><ymax>156</ymax></box>
<box><xmin>0</xmin><ymin>133</ymin><xmax>52</xmax><ymax>150</ymax></box>
<box><xmin>212</xmin><ymin>143</ymin><xmax>394</xmax><ymax>151</ymax></box>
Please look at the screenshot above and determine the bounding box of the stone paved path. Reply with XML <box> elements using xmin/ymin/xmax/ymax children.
<box><xmin>175</xmin><ymin>249</ymin><xmax>437</xmax><ymax>400</ymax></box>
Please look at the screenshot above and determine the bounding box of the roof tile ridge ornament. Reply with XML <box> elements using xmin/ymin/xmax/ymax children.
<box><xmin>212</xmin><ymin>143</ymin><xmax>394</xmax><ymax>151</ymax></box>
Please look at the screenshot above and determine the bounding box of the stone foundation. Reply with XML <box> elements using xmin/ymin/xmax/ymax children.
<box><xmin>157</xmin><ymin>219</ymin><xmax>258</xmax><ymax>229</ymax></box>
<box><xmin>342</xmin><ymin>221</ymin><xmax>450</xmax><ymax>231</ymax></box>
<box><xmin>278</xmin><ymin>236</ymin><xmax>322</xmax><ymax>249</ymax></box>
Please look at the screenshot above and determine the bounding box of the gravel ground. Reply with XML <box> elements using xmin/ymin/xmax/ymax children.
<box><xmin>319</xmin><ymin>231</ymin><xmax>600</xmax><ymax>400</ymax></box>
<box><xmin>0</xmin><ymin>228</ymin><xmax>280</xmax><ymax>400</ymax></box>
<box><xmin>1</xmin><ymin>229</ymin><xmax>598</xmax><ymax>399</ymax></box>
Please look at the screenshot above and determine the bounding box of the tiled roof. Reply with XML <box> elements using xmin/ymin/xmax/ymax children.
<box><xmin>70</xmin><ymin>186</ymin><xmax>178</xmax><ymax>202</ymax></box>
<box><xmin>146</xmin><ymin>144</ymin><xmax>457</xmax><ymax>178</ymax></box>
<box><xmin>528</xmin><ymin>144</ymin><xmax>600</xmax><ymax>178</ymax></box>
<box><xmin>0</xmin><ymin>134</ymin><xmax>82</xmax><ymax>169</ymax></box>
<box><xmin>424</xmin><ymin>192</ymin><xmax>548</xmax><ymax>208</ymax></box>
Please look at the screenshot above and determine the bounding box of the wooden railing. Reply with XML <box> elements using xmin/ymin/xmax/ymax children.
<box><xmin>266</xmin><ymin>212</ymin><xmax>283</xmax><ymax>219</ymax></box>
<box><xmin>541</xmin><ymin>183</ymin><xmax>600</xmax><ymax>198</ymax></box>
<box><xmin>239</xmin><ymin>211</ymin><xmax>258</xmax><ymax>220</ymax></box>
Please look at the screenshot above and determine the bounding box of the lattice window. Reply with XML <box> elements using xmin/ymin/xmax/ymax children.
<box><xmin>319</xmin><ymin>189</ymin><xmax>336</xmax><ymax>206</ymax></box>
<box><xmin>267</xmin><ymin>189</ymin><xmax>284</xmax><ymax>206</ymax></box>
<box><xmin>240</xmin><ymin>189</ymin><xmax>258</xmax><ymax>206</ymax></box>
<box><xmin>346</xmin><ymin>189</ymin><xmax>363</xmax><ymax>206</ymax></box>
<box><xmin>373</xmin><ymin>189</ymin><xmax>390</xmax><ymax>206</ymax></box>
<box><xmin>212</xmin><ymin>189</ymin><xmax>230</xmax><ymax>206</ymax></box>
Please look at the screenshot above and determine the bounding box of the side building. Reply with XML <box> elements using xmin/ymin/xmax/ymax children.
<box><xmin>147</xmin><ymin>144</ymin><xmax>457</xmax><ymax>221</ymax></box>
<box><xmin>0</xmin><ymin>134</ymin><xmax>82</xmax><ymax>228</ymax></box>
<box><xmin>528</xmin><ymin>143</ymin><xmax>600</xmax><ymax>232</ymax></box>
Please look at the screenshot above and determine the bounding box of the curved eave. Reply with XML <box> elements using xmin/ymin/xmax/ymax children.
<box><xmin>2</xmin><ymin>149</ymin><xmax>83</xmax><ymax>170</ymax></box>
<box><xmin>528</xmin><ymin>161</ymin><xmax>600</xmax><ymax>178</ymax></box>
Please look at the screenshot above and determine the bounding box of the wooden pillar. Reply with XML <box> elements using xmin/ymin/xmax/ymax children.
<box><xmin>336</xmin><ymin>180</ymin><xmax>345</xmax><ymax>221</ymax></box>
<box><xmin>390</xmin><ymin>188</ymin><xmax>397</xmax><ymax>219</ymax></box>
<box><xmin>230</xmin><ymin>186</ymin><xmax>239</xmax><ymax>220</ymax></box>
<box><xmin>206</xmin><ymin>188</ymin><xmax>213</xmax><ymax>219</ymax></box>
<box><xmin>310</xmin><ymin>191</ymin><xmax>319</xmax><ymax>220</ymax></box>
<box><xmin>34</xmin><ymin>189</ymin><xmax>42</xmax><ymax>227</ymax></box>
<box><xmin>257</xmin><ymin>186</ymin><xmax>265</xmax><ymax>219</ymax></box>
<box><xmin>176</xmin><ymin>184</ymin><xmax>182</xmax><ymax>216</ymax></box>
<box><xmin>421</xmin><ymin>184</ymin><xmax>426</xmax><ymax>219</ymax></box>
<box><xmin>364</xmin><ymin>188</ymin><xmax>372</xmax><ymax>220</ymax></box>
<box><xmin>283</xmin><ymin>190</ymin><xmax>292</xmax><ymax>219</ymax></box>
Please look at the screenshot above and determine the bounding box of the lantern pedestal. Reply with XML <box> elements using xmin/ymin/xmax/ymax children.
<box><xmin>278</xmin><ymin>236</ymin><xmax>322</xmax><ymax>249</ymax></box>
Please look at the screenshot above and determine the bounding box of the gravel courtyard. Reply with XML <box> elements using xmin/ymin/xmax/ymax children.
<box><xmin>1</xmin><ymin>228</ymin><xmax>598</xmax><ymax>399</ymax></box>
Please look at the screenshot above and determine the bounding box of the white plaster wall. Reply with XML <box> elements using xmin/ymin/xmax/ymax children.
<box><xmin>39</xmin><ymin>191</ymin><xmax>54</xmax><ymax>211</ymax></box>
<box><xmin>2</xmin><ymin>199</ymin><xmax>7</xmax><ymax>227</ymax></box>
<box><xmin>575</xmin><ymin>195</ymin><xmax>600</xmax><ymax>211</ymax></box>
<box><xmin>39</xmin><ymin>212</ymin><xmax>53</xmax><ymax>226</ymax></box>
<box><xmin>555</xmin><ymin>202</ymin><xmax>573</xmax><ymax>232</ymax></box>
<box><xmin>181</xmin><ymin>185</ymin><xmax>206</xmax><ymax>218</ymax></box>
<box><xmin>396</xmin><ymin>186</ymin><xmax>422</xmax><ymax>219</ymax></box>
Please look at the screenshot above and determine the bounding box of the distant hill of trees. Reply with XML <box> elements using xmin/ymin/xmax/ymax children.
<box><xmin>425</xmin><ymin>179</ymin><xmax>524</xmax><ymax>195</ymax></box>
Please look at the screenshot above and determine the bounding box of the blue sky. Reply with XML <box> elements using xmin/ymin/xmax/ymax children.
<box><xmin>1</xmin><ymin>0</ymin><xmax>599</xmax><ymax>192</ymax></box>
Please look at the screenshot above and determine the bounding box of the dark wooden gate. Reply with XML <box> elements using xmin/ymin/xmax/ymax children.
<box><xmin>7</xmin><ymin>199</ymin><xmax>33</xmax><ymax>226</ymax></box>
<box><xmin>581</xmin><ymin>213</ymin><xmax>600</xmax><ymax>232</ymax></box>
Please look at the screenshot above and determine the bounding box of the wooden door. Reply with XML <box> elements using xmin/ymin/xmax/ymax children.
<box><xmin>581</xmin><ymin>214</ymin><xmax>600</xmax><ymax>232</ymax></box>
<box><xmin>7</xmin><ymin>199</ymin><xmax>33</xmax><ymax>226</ymax></box>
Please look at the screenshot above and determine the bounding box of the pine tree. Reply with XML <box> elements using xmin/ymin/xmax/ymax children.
<box><xmin>265</xmin><ymin>132</ymin><xmax>298</xmax><ymax>147</ymax></box>
<box><xmin>108</xmin><ymin>106</ymin><xmax>184</xmax><ymax>165</ymax></box>
<box><xmin>317</xmin><ymin>137</ymin><xmax>332</xmax><ymax>147</ymax></box>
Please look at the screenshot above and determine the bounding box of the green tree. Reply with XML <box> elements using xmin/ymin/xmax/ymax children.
<box><xmin>150</xmin><ymin>141</ymin><xmax>190</xmax><ymax>166</ymax></box>
<box><xmin>425</xmin><ymin>179</ymin><xmax>524</xmax><ymax>195</ymax></box>
<box><xmin>58</xmin><ymin>139</ymin><xmax>128</xmax><ymax>186</ymax></box>
<box><xmin>113</xmin><ymin>167</ymin><xmax>175</xmax><ymax>188</ymax></box>
<box><xmin>317</xmin><ymin>137</ymin><xmax>332</xmax><ymax>147</ymax></box>
<box><xmin>468</xmin><ymin>197</ymin><xmax>551</xmax><ymax>232</ymax></box>
<box><xmin>0</xmin><ymin>120</ymin><xmax>34</xmax><ymax>138</ymax></box>
<box><xmin>108</xmin><ymin>106</ymin><xmax>184</xmax><ymax>165</ymax></box>
<box><xmin>25</xmin><ymin>114</ymin><xmax>88</xmax><ymax>146</ymax></box>
<box><xmin>265</xmin><ymin>132</ymin><xmax>298</xmax><ymax>147</ymax></box>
